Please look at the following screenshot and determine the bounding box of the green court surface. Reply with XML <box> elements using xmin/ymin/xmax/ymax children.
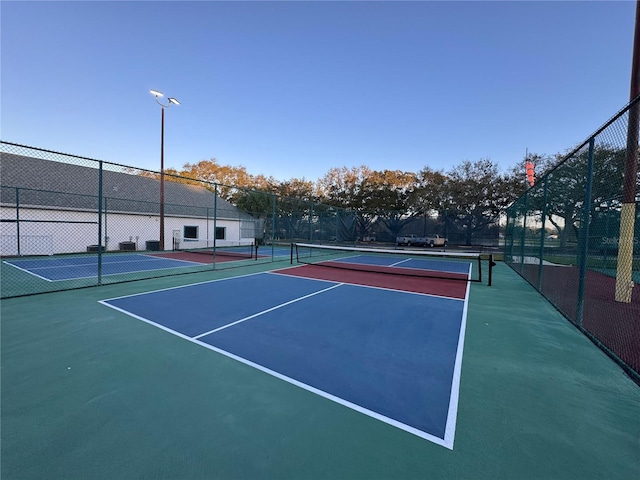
<box><xmin>1</xmin><ymin>261</ymin><xmax>639</xmax><ymax>479</ymax></box>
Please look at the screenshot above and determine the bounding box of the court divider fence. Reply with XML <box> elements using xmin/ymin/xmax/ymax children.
<box><xmin>504</xmin><ymin>96</ymin><xmax>640</xmax><ymax>385</ymax></box>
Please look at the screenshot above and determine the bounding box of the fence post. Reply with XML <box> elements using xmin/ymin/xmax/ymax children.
<box><xmin>213</xmin><ymin>184</ymin><xmax>218</xmax><ymax>271</ymax></box>
<box><xmin>104</xmin><ymin>197</ymin><xmax>108</xmax><ymax>251</ymax></box>
<box><xmin>537</xmin><ymin>176</ymin><xmax>549</xmax><ymax>291</ymax></box>
<box><xmin>519</xmin><ymin>192</ymin><xmax>528</xmax><ymax>272</ymax></box>
<box><xmin>97</xmin><ymin>161</ymin><xmax>103</xmax><ymax>285</ymax></box>
<box><xmin>271</xmin><ymin>193</ymin><xmax>276</xmax><ymax>259</ymax></box>
<box><xmin>576</xmin><ymin>137</ymin><xmax>596</xmax><ymax>325</ymax></box>
<box><xmin>309</xmin><ymin>202</ymin><xmax>314</xmax><ymax>242</ymax></box>
<box><xmin>15</xmin><ymin>187</ymin><xmax>20</xmax><ymax>256</ymax></box>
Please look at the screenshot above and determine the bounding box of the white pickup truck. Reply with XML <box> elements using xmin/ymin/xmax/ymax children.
<box><xmin>396</xmin><ymin>234</ymin><xmax>448</xmax><ymax>247</ymax></box>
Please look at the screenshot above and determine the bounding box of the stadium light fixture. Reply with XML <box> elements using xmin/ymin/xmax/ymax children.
<box><xmin>150</xmin><ymin>89</ymin><xmax>180</xmax><ymax>251</ymax></box>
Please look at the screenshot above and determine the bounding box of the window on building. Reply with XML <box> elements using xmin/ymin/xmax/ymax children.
<box><xmin>183</xmin><ymin>226</ymin><xmax>198</xmax><ymax>240</ymax></box>
<box><xmin>215</xmin><ymin>227</ymin><xmax>225</xmax><ymax>240</ymax></box>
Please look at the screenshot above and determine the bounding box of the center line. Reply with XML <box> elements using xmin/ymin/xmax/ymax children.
<box><xmin>193</xmin><ymin>283</ymin><xmax>343</xmax><ymax>339</ymax></box>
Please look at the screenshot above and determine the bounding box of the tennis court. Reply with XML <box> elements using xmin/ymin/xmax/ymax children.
<box><xmin>2</xmin><ymin>243</ymin><xmax>266</xmax><ymax>282</ymax></box>
<box><xmin>3</xmin><ymin>253</ymin><xmax>201</xmax><ymax>281</ymax></box>
<box><xmin>1</xmin><ymin>245</ymin><xmax>638</xmax><ymax>479</ymax></box>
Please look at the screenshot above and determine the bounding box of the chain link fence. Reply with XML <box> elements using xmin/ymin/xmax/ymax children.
<box><xmin>0</xmin><ymin>146</ymin><xmax>246</xmax><ymax>295</ymax></box>
<box><xmin>505</xmin><ymin>96</ymin><xmax>640</xmax><ymax>384</ymax></box>
<box><xmin>355</xmin><ymin>210</ymin><xmax>500</xmax><ymax>247</ymax></box>
<box><xmin>0</xmin><ymin>140</ymin><xmax>507</xmax><ymax>300</ymax></box>
<box><xmin>0</xmin><ymin>142</ymin><xmax>367</xmax><ymax>298</ymax></box>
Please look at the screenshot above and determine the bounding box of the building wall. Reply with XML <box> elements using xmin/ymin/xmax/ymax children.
<box><xmin>0</xmin><ymin>206</ymin><xmax>251</xmax><ymax>256</ymax></box>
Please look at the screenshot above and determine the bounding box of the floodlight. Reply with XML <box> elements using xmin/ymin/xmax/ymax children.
<box><xmin>150</xmin><ymin>89</ymin><xmax>164</xmax><ymax>98</ymax></box>
<box><xmin>168</xmin><ymin>97</ymin><xmax>181</xmax><ymax>106</ymax></box>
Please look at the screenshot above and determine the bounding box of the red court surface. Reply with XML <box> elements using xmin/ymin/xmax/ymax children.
<box><xmin>276</xmin><ymin>264</ymin><xmax>468</xmax><ymax>299</ymax></box>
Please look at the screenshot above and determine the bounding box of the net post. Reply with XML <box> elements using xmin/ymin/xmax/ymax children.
<box><xmin>488</xmin><ymin>254</ymin><xmax>496</xmax><ymax>287</ymax></box>
<box><xmin>290</xmin><ymin>242</ymin><xmax>294</xmax><ymax>264</ymax></box>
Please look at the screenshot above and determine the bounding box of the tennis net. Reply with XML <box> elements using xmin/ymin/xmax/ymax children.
<box><xmin>291</xmin><ymin>243</ymin><xmax>495</xmax><ymax>285</ymax></box>
<box><xmin>176</xmin><ymin>241</ymin><xmax>256</xmax><ymax>260</ymax></box>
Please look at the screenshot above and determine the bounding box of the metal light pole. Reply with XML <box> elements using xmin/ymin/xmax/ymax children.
<box><xmin>150</xmin><ymin>89</ymin><xmax>180</xmax><ymax>250</ymax></box>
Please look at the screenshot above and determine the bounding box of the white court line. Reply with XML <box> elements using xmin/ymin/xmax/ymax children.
<box><xmin>193</xmin><ymin>283</ymin><xmax>343</xmax><ymax>339</ymax></box>
<box><xmin>24</xmin><ymin>254</ymin><xmax>200</xmax><ymax>272</ymax></box>
<box><xmin>100</xmin><ymin>268</ymin><xmax>332</xmax><ymax>303</ymax></box>
<box><xmin>389</xmin><ymin>258</ymin><xmax>412</xmax><ymax>267</ymax></box>
<box><xmin>2</xmin><ymin>260</ymin><xmax>54</xmax><ymax>282</ymax></box>
<box><xmin>6</xmin><ymin>254</ymin><xmax>207</xmax><ymax>282</ymax></box>
<box><xmin>443</xmin><ymin>274</ymin><xmax>470</xmax><ymax>449</ymax></box>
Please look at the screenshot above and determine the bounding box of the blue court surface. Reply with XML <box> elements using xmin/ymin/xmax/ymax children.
<box><xmin>100</xmin><ymin>270</ymin><xmax>469</xmax><ymax>448</ymax></box>
<box><xmin>256</xmin><ymin>244</ymin><xmax>291</xmax><ymax>258</ymax></box>
<box><xmin>3</xmin><ymin>254</ymin><xmax>200</xmax><ymax>281</ymax></box>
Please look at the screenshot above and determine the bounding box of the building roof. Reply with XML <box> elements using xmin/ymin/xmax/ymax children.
<box><xmin>0</xmin><ymin>153</ymin><xmax>245</xmax><ymax>220</ymax></box>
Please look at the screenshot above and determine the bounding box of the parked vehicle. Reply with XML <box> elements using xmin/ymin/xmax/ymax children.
<box><xmin>395</xmin><ymin>234</ymin><xmax>447</xmax><ymax>247</ymax></box>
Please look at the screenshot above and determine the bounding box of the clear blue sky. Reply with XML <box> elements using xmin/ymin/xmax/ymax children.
<box><xmin>1</xmin><ymin>1</ymin><xmax>636</xmax><ymax>181</ymax></box>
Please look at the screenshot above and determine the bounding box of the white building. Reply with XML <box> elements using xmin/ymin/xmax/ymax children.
<box><xmin>0</xmin><ymin>154</ymin><xmax>258</xmax><ymax>256</ymax></box>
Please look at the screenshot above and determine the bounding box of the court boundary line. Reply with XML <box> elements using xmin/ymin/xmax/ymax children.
<box><xmin>443</xmin><ymin>277</ymin><xmax>470</xmax><ymax>448</ymax></box>
<box><xmin>1</xmin><ymin>260</ymin><xmax>54</xmax><ymax>282</ymax></box>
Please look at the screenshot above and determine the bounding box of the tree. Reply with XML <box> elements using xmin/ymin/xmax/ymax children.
<box><xmin>179</xmin><ymin>159</ymin><xmax>255</xmax><ymax>200</ymax></box>
<box><xmin>443</xmin><ymin>159</ymin><xmax>512</xmax><ymax>245</ymax></box>
<box><xmin>317</xmin><ymin>166</ymin><xmax>372</xmax><ymax>209</ymax></box>
<box><xmin>317</xmin><ymin>166</ymin><xmax>376</xmax><ymax>239</ymax></box>
<box><xmin>410</xmin><ymin>167</ymin><xmax>448</xmax><ymax>215</ymax></box>
<box><xmin>359</xmin><ymin>170</ymin><xmax>418</xmax><ymax>240</ymax></box>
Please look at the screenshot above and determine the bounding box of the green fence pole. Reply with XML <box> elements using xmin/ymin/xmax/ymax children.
<box><xmin>576</xmin><ymin>137</ymin><xmax>596</xmax><ymax>325</ymax></box>
<box><xmin>206</xmin><ymin>206</ymin><xmax>210</xmax><ymax>250</ymax></box>
<box><xmin>213</xmin><ymin>184</ymin><xmax>218</xmax><ymax>271</ymax></box>
<box><xmin>309</xmin><ymin>202</ymin><xmax>314</xmax><ymax>242</ymax></box>
<box><xmin>15</xmin><ymin>187</ymin><xmax>20</xmax><ymax>256</ymax></box>
<box><xmin>519</xmin><ymin>193</ymin><xmax>528</xmax><ymax>272</ymax></box>
<box><xmin>271</xmin><ymin>193</ymin><xmax>276</xmax><ymax>259</ymax></box>
<box><xmin>537</xmin><ymin>177</ymin><xmax>549</xmax><ymax>291</ymax></box>
<box><xmin>503</xmin><ymin>207</ymin><xmax>511</xmax><ymax>262</ymax></box>
<box><xmin>97</xmin><ymin>161</ymin><xmax>103</xmax><ymax>285</ymax></box>
<box><xmin>104</xmin><ymin>197</ymin><xmax>108</xmax><ymax>252</ymax></box>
